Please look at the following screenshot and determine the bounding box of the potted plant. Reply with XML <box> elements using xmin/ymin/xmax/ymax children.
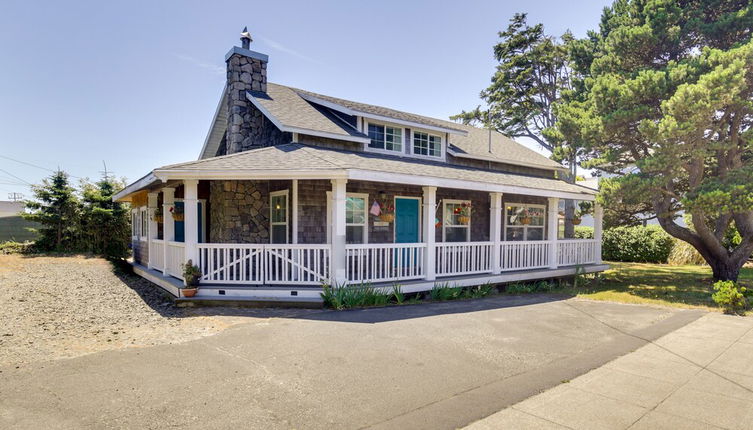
<box><xmin>170</xmin><ymin>204</ymin><xmax>184</xmax><ymax>221</ymax></box>
<box><xmin>181</xmin><ymin>259</ymin><xmax>201</xmax><ymax>297</ymax></box>
<box><xmin>152</xmin><ymin>207</ymin><xmax>163</xmax><ymax>223</ymax></box>
<box><xmin>519</xmin><ymin>209</ymin><xmax>531</xmax><ymax>225</ymax></box>
<box><xmin>572</xmin><ymin>201</ymin><xmax>592</xmax><ymax>226</ymax></box>
<box><xmin>456</xmin><ymin>202</ymin><xmax>471</xmax><ymax>225</ymax></box>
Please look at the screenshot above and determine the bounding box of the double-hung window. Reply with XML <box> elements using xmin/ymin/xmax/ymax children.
<box><xmin>443</xmin><ymin>200</ymin><xmax>471</xmax><ymax>242</ymax></box>
<box><xmin>368</xmin><ymin>123</ymin><xmax>403</xmax><ymax>153</ymax></box>
<box><xmin>504</xmin><ymin>204</ymin><xmax>545</xmax><ymax>241</ymax></box>
<box><xmin>412</xmin><ymin>131</ymin><xmax>442</xmax><ymax>157</ymax></box>
<box><xmin>140</xmin><ymin>207</ymin><xmax>148</xmax><ymax>240</ymax></box>
<box><xmin>132</xmin><ymin>210</ymin><xmax>139</xmax><ymax>238</ymax></box>
<box><xmin>345</xmin><ymin>193</ymin><xmax>368</xmax><ymax>244</ymax></box>
<box><xmin>270</xmin><ymin>190</ymin><xmax>289</xmax><ymax>244</ymax></box>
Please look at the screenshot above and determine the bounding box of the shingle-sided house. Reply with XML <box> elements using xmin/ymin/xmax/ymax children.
<box><xmin>114</xmin><ymin>30</ymin><xmax>605</xmax><ymax>301</ymax></box>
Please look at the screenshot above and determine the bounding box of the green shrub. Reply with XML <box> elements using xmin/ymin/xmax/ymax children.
<box><xmin>602</xmin><ymin>225</ymin><xmax>674</xmax><ymax>263</ymax></box>
<box><xmin>321</xmin><ymin>283</ymin><xmax>390</xmax><ymax>309</ymax></box>
<box><xmin>667</xmin><ymin>239</ymin><xmax>706</xmax><ymax>266</ymax></box>
<box><xmin>711</xmin><ymin>280</ymin><xmax>748</xmax><ymax>315</ymax></box>
<box><xmin>505</xmin><ymin>280</ymin><xmax>555</xmax><ymax>294</ymax></box>
<box><xmin>430</xmin><ymin>283</ymin><xmax>464</xmax><ymax>300</ymax></box>
<box><xmin>391</xmin><ymin>284</ymin><xmax>405</xmax><ymax>304</ymax></box>
<box><xmin>0</xmin><ymin>241</ymin><xmax>35</xmax><ymax>254</ymax></box>
<box><xmin>574</xmin><ymin>226</ymin><xmax>594</xmax><ymax>239</ymax></box>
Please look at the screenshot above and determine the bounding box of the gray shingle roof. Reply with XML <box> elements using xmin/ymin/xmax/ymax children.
<box><xmin>157</xmin><ymin>144</ymin><xmax>595</xmax><ymax>197</ymax></box>
<box><xmin>245</xmin><ymin>84</ymin><xmax>563</xmax><ymax>171</ymax></box>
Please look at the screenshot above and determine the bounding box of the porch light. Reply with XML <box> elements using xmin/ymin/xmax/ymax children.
<box><xmin>378</xmin><ymin>191</ymin><xmax>387</xmax><ymax>200</ymax></box>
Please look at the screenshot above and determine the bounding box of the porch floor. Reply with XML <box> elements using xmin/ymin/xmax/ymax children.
<box><xmin>132</xmin><ymin>261</ymin><xmax>609</xmax><ymax>305</ymax></box>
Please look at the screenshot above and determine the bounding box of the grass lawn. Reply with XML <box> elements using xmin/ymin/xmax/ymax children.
<box><xmin>565</xmin><ymin>261</ymin><xmax>753</xmax><ymax>311</ymax></box>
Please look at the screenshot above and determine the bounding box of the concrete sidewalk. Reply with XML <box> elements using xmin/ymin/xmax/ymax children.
<box><xmin>465</xmin><ymin>313</ymin><xmax>753</xmax><ymax>430</ymax></box>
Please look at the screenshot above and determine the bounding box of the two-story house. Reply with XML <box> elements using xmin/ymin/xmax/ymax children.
<box><xmin>114</xmin><ymin>29</ymin><xmax>605</xmax><ymax>302</ymax></box>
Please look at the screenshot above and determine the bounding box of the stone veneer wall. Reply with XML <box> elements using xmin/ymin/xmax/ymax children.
<box><xmin>209</xmin><ymin>180</ymin><xmax>291</xmax><ymax>243</ymax></box>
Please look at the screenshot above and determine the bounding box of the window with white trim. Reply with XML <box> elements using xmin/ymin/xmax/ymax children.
<box><xmin>132</xmin><ymin>209</ymin><xmax>139</xmax><ymax>238</ymax></box>
<box><xmin>443</xmin><ymin>200</ymin><xmax>471</xmax><ymax>242</ymax></box>
<box><xmin>412</xmin><ymin>131</ymin><xmax>442</xmax><ymax>157</ymax></box>
<box><xmin>140</xmin><ymin>207</ymin><xmax>148</xmax><ymax>240</ymax></box>
<box><xmin>270</xmin><ymin>190</ymin><xmax>289</xmax><ymax>244</ymax></box>
<box><xmin>346</xmin><ymin>193</ymin><xmax>368</xmax><ymax>244</ymax></box>
<box><xmin>367</xmin><ymin>122</ymin><xmax>403</xmax><ymax>153</ymax></box>
<box><xmin>504</xmin><ymin>204</ymin><xmax>545</xmax><ymax>241</ymax></box>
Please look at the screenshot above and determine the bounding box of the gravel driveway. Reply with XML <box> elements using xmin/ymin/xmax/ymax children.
<box><xmin>0</xmin><ymin>254</ymin><xmax>313</xmax><ymax>367</ymax></box>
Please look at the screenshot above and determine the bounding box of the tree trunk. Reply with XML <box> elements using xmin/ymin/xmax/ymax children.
<box><xmin>709</xmin><ymin>257</ymin><xmax>744</xmax><ymax>282</ymax></box>
<box><xmin>564</xmin><ymin>201</ymin><xmax>575</xmax><ymax>238</ymax></box>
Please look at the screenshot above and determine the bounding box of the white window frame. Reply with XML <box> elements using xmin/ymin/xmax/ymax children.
<box><xmin>132</xmin><ymin>208</ymin><xmax>139</xmax><ymax>240</ymax></box>
<box><xmin>410</xmin><ymin>130</ymin><xmax>444</xmax><ymax>159</ymax></box>
<box><xmin>269</xmin><ymin>189</ymin><xmax>289</xmax><ymax>244</ymax></box>
<box><xmin>139</xmin><ymin>206</ymin><xmax>148</xmax><ymax>241</ymax></box>
<box><xmin>326</xmin><ymin>192</ymin><xmax>369</xmax><ymax>244</ymax></box>
<box><xmin>442</xmin><ymin>199</ymin><xmax>471</xmax><ymax>242</ymax></box>
<box><xmin>503</xmin><ymin>203</ymin><xmax>546</xmax><ymax>241</ymax></box>
<box><xmin>365</xmin><ymin>120</ymin><xmax>404</xmax><ymax>155</ymax></box>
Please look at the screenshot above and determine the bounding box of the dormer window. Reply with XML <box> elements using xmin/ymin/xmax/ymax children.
<box><xmin>412</xmin><ymin>131</ymin><xmax>442</xmax><ymax>158</ymax></box>
<box><xmin>367</xmin><ymin>122</ymin><xmax>403</xmax><ymax>153</ymax></box>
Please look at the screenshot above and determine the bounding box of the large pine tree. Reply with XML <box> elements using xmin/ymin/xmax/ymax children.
<box><xmin>24</xmin><ymin>170</ymin><xmax>80</xmax><ymax>251</ymax></box>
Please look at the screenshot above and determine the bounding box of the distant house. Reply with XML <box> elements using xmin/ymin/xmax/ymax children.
<box><xmin>0</xmin><ymin>201</ymin><xmax>38</xmax><ymax>242</ymax></box>
<box><xmin>114</xmin><ymin>29</ymin><xmax>605</xmax><ymax>301</ymax></box>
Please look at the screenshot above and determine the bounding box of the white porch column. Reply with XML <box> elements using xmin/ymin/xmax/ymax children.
<box><xmin>547</xmin><ymin>197</ymin><xmax>559</xmax><ymax>269</ymax></box>
<box><xmin>183</xmin><ymin>180</ymin><xmax>199</xmax><ymax>266</ymax></box>
<box><xmin>422</xmin><ymin>186</ymin><xmax>437</xmax><ymax>281</ymax></box>
<box><xmin>146</xmin><ymin>192</ymin><xmax>158</xmax><ymax>270</ymax></box>
<box><xmin>594</xmin><ymin>202</ymin><xmax>603</xmax><ymax>264</ymax></box>
<box><xmin>489</xmin><ymin>192</ymin><xmax>503</xmax><ymax>274</ymax></box>
<box><xmin>162</xmin><ymin>187</ymin><xmax>175</xmax><ymax>276</ymax></box>
<box><xmin>291</xmin><ymin>179</ymin><xmax>298</xmax><ymax>244</ymax></box>
<box><xmin>330</xmin><ymin>178</ymin><xmax>347</xmax><ymax>285</ymax></box>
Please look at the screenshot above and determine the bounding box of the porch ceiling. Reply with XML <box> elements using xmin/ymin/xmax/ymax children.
<box><xmin>146</xmin><ymin>144</ymin><xmax>596</xmax><ymax>201</ymax></box>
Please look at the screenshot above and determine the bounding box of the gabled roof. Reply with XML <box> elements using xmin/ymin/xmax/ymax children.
<box><xmin>199</xmin><ymin>83</ymin><xmax>565</xmax><ymax>172</ymax></box>
<box><xmin>156</xmin><ymin>144</ymin><xmax>595</xmax><ymax>201</ymax></box>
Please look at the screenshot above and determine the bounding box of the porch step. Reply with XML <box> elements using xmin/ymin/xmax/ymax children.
<box><xmin>175</xmin><ymin>295</ymin><xmax>323</xmax><ymax>308</ymax></box>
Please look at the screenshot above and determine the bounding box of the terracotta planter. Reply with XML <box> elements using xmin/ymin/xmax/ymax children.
<box><xmin>379</xmin><ymin>213</ymin><xmax>395</xmax><ymax>223</ymax></box>
<box><xmin>520</xmin><ymin>217</ymin><xmax>531</xmax><ymax>225</ymax></box>
<box><xmin>172</xmin><ymin>213</ymin><xmax>184</xmax><ymax>221</ymax></box>
<box><xmin>458</xmin><ymin>215</ymin><xmax>470</xmax><ymax>225</ymax></box>
<box><xmin>181</xmin><ymin>288</ymin><xmax>198</xmax><ymax>298</ymax></box>
<box><xmin>571</xmin><ymin>218</ymin><xmax>582</xmax><ymax>225</ymax></box>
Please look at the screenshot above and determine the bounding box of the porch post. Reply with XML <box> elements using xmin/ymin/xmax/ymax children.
<box><xmin>330</xmin><ymin>178</ymin><xmax>347</xmax><ymax>285</ymax></box>
<box><xmin>147</xmin><ymin>192</ymin><xmax>158</xmax><ymax>270</ymax></box>
<box><xmin>547</xmin><ymin>197</ymin><xmax>559</xmax><ymax>269</ymax></box>
<box><xmin>162</xmin><ymin>187</ymin><xmax>175</xmax><ymax>276</ymax></box>
<box><xmin>183</xmin><ymin>180</ymin><xmax>199</xmax><ymax>266</ymax></box>
<box><xmin>594</xmin><ymin>202</ymin><xmax>603</xmax><ymax>264</ymax></box>
<box><xmin>422</xmin><ymin>186</ymin><xmax>437</xmax><ymax>281</ymax></box>
<box><xmin>490</xmin><ymin>192</ymin><xmax>503</xmax><ymax>274</ymax></box>
<box><xmin>291</xmin><ymin>179</ymin><xmax>298</xmax><ymax>244</ymax></box>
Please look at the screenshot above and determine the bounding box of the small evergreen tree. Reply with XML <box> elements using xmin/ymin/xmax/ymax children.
<box><xmin>80</xmin><ymin>175</ymin><xmax>131</xmax><ymax>258</ymax></box>
<box><xmin>24</xmin><ymin>170</ymin><xmax>80</xmax><ymax>251</ymax></box>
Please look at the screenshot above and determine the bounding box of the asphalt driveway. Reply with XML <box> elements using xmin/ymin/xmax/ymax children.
<box><xmin>0</xmin><ymin>295</ymin><xmax>701</xmax><ymax>429</ymax></box>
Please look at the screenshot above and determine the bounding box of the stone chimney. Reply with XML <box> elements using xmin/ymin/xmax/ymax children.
<box><xmin>225</xmin><ymin>27</ymin><xmax>268</xmax><ymax>154</ymax></box>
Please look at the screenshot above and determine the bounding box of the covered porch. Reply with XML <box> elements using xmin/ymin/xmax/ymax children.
<box><xmin>123</xmin><ymin>173</ymin><xmax>602</xmax><ymax>300</ymax></box>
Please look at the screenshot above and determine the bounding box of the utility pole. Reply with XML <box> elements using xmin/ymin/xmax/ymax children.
<box><xmin>8</xmin><ymin>192</ymin><xmax>23</xmax><ymax>201</ymax></box>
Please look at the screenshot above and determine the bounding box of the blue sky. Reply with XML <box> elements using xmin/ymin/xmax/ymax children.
<box><xmin>0</xmin><ymin>0</ymin><xmax>611</xmax><ymax>198</ymax></box>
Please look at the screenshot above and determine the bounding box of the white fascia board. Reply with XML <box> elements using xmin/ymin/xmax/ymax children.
<box><xmin>345</xmin><ymin>169</ymin><xmax>596</xmax><ymax>201</ymax></box>
<box><xmin>446</xmin><ymin>148</ymin><xmax>568</xmax><ymax>172</ymax></box>
<box><xmin>245</xmin><ymin>92</ymin><xmax>370</xmax><ymax>145</ymax></box>
<box><xmin>297</xmin><ymin>93</ymin><xmax>468</xmax><ymax>137</ymax></box>
<box><xmin>198</xmin><ymin>87</ymin><xmax>228</xmax><ymax>160</ymax></box>
<box><xmin>153</xmin><ymin>169</ymin><xmax>347</xmax><ymax>182</ymax></box>
<box><xmin>113</xmin><ymin>172</ymin><xmax>158</xmax><ymax>202</ymax></box>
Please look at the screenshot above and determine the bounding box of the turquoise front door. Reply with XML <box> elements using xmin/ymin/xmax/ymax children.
<box><xmin>174</xmin><ymin>201</ymin><xmax>203</xmax><ymax>243</ymax></box>
<box><xmin>395</xmin><ymin>198</ymin><xmax>420</xmax><ymax>243</ymax></box>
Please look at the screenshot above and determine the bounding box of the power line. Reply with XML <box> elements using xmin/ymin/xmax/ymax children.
<box><xmin>0</xmin><ymin>169</ymin><xmax>31</xmax><ymax>185</ymax></box>
<box><xmin>0</xmin><ymin>154</ymin><xmax>82</xmax><ymax>179</ymax></box>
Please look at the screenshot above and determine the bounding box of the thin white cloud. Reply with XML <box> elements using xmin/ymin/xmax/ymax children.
<box><xmin>259</xmin><ymin>37</ymin><xmax>322</xmax><ymax>65</ymax></box>
<box><xmin>173</xmin><ymin>53</ymin><xmax>225</xmax><ymax>75</ymax></box>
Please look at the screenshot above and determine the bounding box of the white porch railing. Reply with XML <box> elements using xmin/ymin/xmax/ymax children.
<box><xmin>558</xmin><ymin>239</ymin><xmax>598</xmax><ymax>266</ymax></box>
<box><xmin>346</xmin><ymin>243</ymin><xmax>426</xmax><ymax>283</ymax></box>
<box><xmin>197</xmin><ymin>243</ymin><xmax>330</xmax><ymax>285</ymax></box>
<box><xmin>150</xmin><ymin>239</ymin><xmax>165</xmax><ymax>271</ymax></box>
<box><xmin>436</xmin><ymin>242</ymin><xmax>493</xmax><ymax>277</ymax></box>
<box><xmin>500</xmin><ymin>241</ymin><xmax>550</xmax><ymax>271</ymax></box>
<box><xmin>166</xmin><ymin>241</ymin><xmax>185</xmax><ymax>280</ymax></box>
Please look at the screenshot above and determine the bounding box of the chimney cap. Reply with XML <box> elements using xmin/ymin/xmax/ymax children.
<box><xmin>240</xmin><ymin>27</ymin><xmax>253</xmax><ymax>49</ymax></box>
